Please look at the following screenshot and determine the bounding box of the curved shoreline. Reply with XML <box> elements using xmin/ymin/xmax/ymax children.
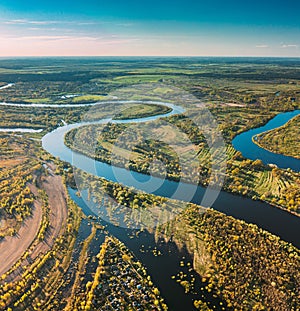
<box><xmin>232</xmin><ymin>109</ymin><xmax>300</xmax><ymax>171</ymax></box>
<box><xmin>0</xmin><ymin>163</ymin><xmax>69</xmax><ymax>281</ymax></box>
<box><xmin>0</xmin><ymin>99</ymin><xmax>178</xmax><ymax>109</ymax></box>
<box><xmin>252</xmin><ymin>114</ymin><xmax>300</xmax><ymax>160</ymax></box>
<box><xmin>41</xmin><ymin>102</ymin><xmax>300</xmax><ymax>248</ymax></box>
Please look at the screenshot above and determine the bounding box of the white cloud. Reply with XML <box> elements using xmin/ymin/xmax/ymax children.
<box><xmin>256</xmin><ymin>45</ymin><xmax>269</xmax><ymax>48</ymax></box>
<box><xmin>116</xmin><ymin>23</ymin><xmax>134</xmax><ymax>27</ymax></box>
<box><xmin>281</xmin><ymin>44</ymin><xmax>298</xmax><ymax>48</ymax></box>
<box><xmin>2</xmin><ymin>19</ymin><xmax>94</xmax><ymax>26</ymax></box>
<box><xmin>0</xmin><ymin>33</ymin><xmax>141</xmax><ymax>57</ymax></box>
<box><xmin>3</xmin><ymin>19</ymin><xmax>58</xmax><ymax>25</ymax></box>
<box><xmin>13</xmin><ymin>35</ymin><xmax>100</xmax><ymax>41</ymax></box>
<box><xmin>1</xmin><ymin>33</ymin><xmax>139</xmax><ymax>45</ymax></box>
<box><xmin>77</xmin><ymin>22</ymin><xmax>98</xmax><ymax>26</ymax></box>
<box><xmin>1</xmin><ymin>19</ymin><xmax>127</xmax><ymax>27</ymax></box>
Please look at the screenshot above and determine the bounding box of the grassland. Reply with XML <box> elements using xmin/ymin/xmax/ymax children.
<box><xmin>113</xmin><ymin>103</ymin><xmax>172</xmax><ymax>120</ymax></box>
<box><xmin>255</xmin><ymin>114</ymin><xmax>300</xmax><ymax>159</ymax></box>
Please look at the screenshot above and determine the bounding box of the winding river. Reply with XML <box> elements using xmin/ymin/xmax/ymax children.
<box><xmin>2</xmin><ymin>98</ymin><xmax>299</xmax><ymax>246</ymax></box>
<box><xmin>43</xmin><ymin>103</ymin><xmax>299</xmax><ymax>310</ymax></box>
<box><xmin>40</xmin><ymin>103</ymin><xmax>300</xmax><ymax>248</ymax></box>
<box><xmin>2</xmin><ymin>99</ymin><xmax>300</xmax><ymax>310</ymax></box>
<box><xmin>0</xmin><ymin>99</ymin><xmax>177</xmax><ymax>108</ymax></box>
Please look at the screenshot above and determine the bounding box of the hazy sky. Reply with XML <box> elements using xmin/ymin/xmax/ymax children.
<box><xmin>0</xmin><ymin>0</ymin><xmax>299</xmax><ymax>56</ymax></box>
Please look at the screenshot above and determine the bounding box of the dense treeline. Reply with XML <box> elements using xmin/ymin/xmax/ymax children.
<box><xmin>162</xmin><ymin>206</ymin><xmax>300</xmax><ymax>310</ymax></box>
<box><xmin>70</xmin><ymin>168</ymin><xmax>178</xmax><ymax>228</ymax></box>
<box><xmin>0</xmin><ymin>106</ymin><xmax>87</xmax><ymax>131</ymax></box>
<box><xmin>114</xmin><ymin>103</ymin><xmax>172</xmax><ymax>120</ymax></box>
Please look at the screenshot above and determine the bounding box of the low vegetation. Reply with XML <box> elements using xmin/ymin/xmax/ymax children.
<box><xmin>114</xmin><ymin>103</ymin><xmax>172</xmax><ymax>120</ymax></box>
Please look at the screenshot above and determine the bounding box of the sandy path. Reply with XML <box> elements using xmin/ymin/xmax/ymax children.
<box><xmin>0</xmin><ymin>165</ymin><xmax>69</xmax><ymax>279</ymax></box>
<box><xmin>0</xmin><ymin>200</ymin><xmax>42</xmax><ymax>275</ymax></box>
<box><xmin>221</xmin><ymin>103</ymin><xmax>245</xmax><ymax>107</ymax></box>
<box><xmin>30</xmin><ymin>172</ymin><xmax>68</xmax><ymax>259</ymax></box>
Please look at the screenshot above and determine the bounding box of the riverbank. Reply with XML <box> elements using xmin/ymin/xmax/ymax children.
<box><xmin>232</xmin><ymin>109</ymin><xmax>300</xmax><ymax>171</ymax></box>
<box><xmin>43</xmin><ymin>101</ymin><xmax>300</xmax><ymax>246</ymax></box>
<box><xmin>253</xmin><ymin>114</ymin><xmax>300</xmax><ymax>160</ymax></box>
<box><xmin>0</xmin><ymin>84</ymin><xmax>14</xmax><ymax>90</ymax></box>
<box><xmin>64</xmin><ymin>113</ymin><xmax>300</xmax><ymax>216</ymax></box>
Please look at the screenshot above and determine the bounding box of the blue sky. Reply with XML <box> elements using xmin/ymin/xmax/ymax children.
<box><xmin>0</xmin><ymin>0</ymin><xmax>299</xmax><ymax>56</ymax></box>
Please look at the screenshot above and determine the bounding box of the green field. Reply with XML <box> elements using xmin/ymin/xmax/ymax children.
<box><xmin>113</xmin><ymin>103</ymin><xmax>172</xmax><ymax>120</ymax></box>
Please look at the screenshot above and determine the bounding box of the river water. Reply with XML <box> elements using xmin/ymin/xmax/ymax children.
<box><xmin>233</xmin><ymin>110</ymin><xmax>300</xmax><ymax>171</ymax></box>
<box><xmin>42</xmin><ymin>104</ymin><xmax>300</xmax><ymax>248</ymax></box>
<box><xmin>1</xmin><ymin>84</ymin><xmax>298</xmax><ymax>309</ymax></box>
<box><xmin>32</xmin><ymin>102</ymin><xmax>300</xmax><ymax>310</ymax></box>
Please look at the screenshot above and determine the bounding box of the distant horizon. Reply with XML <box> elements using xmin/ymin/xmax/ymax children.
<box><xmin>0</xmin><ymin>0</ymin><xmax>299</xmax><ymax>57</ymax></box>
<box><xmin>1</xmin><ymin>55</ymin><xmax>300</xmax><ymax>59</ymax></box>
